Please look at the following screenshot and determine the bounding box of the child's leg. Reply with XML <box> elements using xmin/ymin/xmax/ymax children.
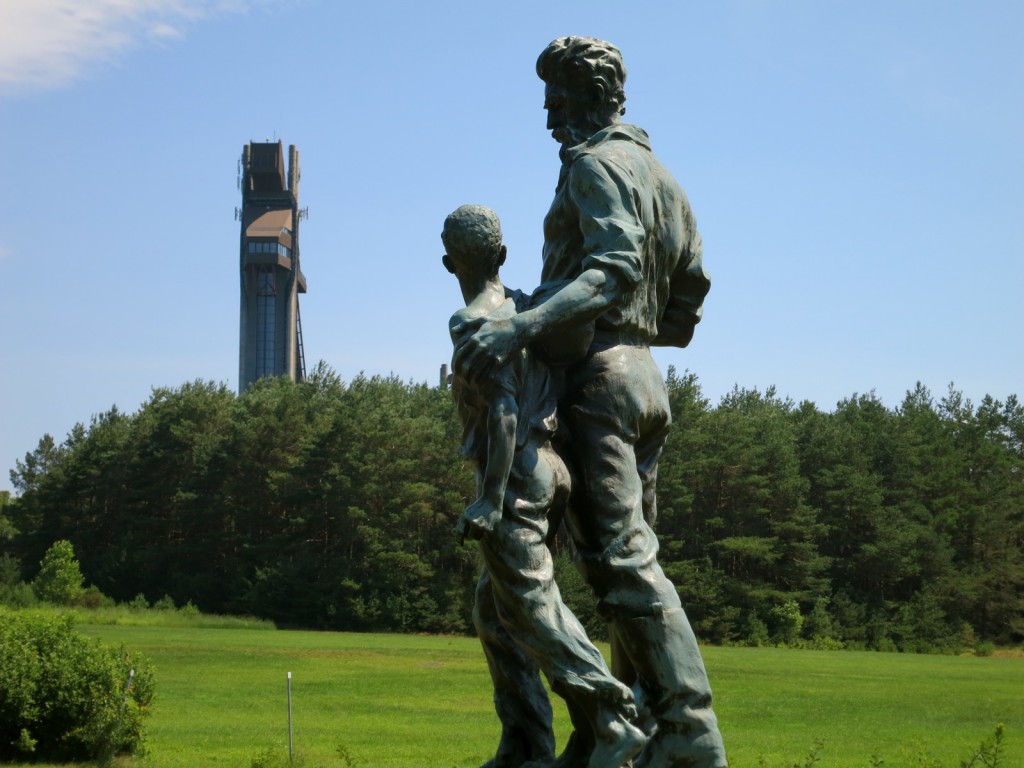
<box><xmin>480</xmin><ymin>444</ymin><xmax>644</xmax><ymax>767</ymax></box>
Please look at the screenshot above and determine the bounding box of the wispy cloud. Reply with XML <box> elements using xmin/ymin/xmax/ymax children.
<box><xmin>0</xmin><ymin>1</ymin><xmax>269</xmax><ymax>93</ymax></box>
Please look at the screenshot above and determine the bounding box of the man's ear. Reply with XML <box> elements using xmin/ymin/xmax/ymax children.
<box><xmin>442</xmin><ymin>255</ymin><xmax>456</xmax><ymax>274</ymax></box>
<box><xmin>591</xmin><ymin>81</ymin><xmax>607</xmax><ymax>106</ymax></box>
<box><xmin>497</xmin><ymin>244</ymin><xmax>507</xmax><ymax>268</ymax></box>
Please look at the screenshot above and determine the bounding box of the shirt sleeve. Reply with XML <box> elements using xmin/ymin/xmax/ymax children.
<box><xmin>568</xmin><ymin>153</ymin><xmax>645</xmax><ymax>291</ymax></box>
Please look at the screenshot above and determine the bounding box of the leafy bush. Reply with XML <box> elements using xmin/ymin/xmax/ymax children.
<box><xmin>31</xmin><ymin>540</ymin><xmax>84</xmax><ymax>605</ymax></box>
<box><xmin>806</xmin><ymin>635</ymin><xmax>845</xmax><ymax>651</ymax></box>
<box><xmin>769</xmin><ymin>599</ymin><xmax>804</xmax><ymax>645</ymax></box>
<box><xmin>0</xmin><ymin>553</ymin><xmax>21</xmax><ymax>587</ymax></box>
<box><xmin>154</xmin><ymin>594</ymin><xmax>177</xmax><ymax>611</ymax></box>
<box><xmin>974</xmin><ymin>641</ymin><xmax>995</xmax><ymax>658</ymax></box>
<box><xmin>0</xmin><ymin>581</ymin><xmax>38</xmax><ymax>608</ymax></box>
<box><xmin>73</xmin><ymin>584</ymin><xmax>114</xmax><ymax>609</ymax></box>
<box><xmin>744</xmin><ymin>612</ymin><xmax>772</xmax><ymax>647</ymax></box>
<box><xmin>0</xmin><ymin>608</ymin><xmax>154</xmax><ymax>762</ymax></box>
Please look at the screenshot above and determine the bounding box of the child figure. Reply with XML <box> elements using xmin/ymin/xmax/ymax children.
<box><xmin>442</xmin><ymin>204</ymin><xmax>646</xmax><ymax>768</ymax></box>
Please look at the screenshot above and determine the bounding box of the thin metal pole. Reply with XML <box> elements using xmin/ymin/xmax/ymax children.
<box><xmin>287</xmin><ymin>671</ymin><xmax>293</xmax><ymax>762</ymax></box>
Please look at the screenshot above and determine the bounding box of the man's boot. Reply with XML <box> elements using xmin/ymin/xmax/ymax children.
<box><xmin>613</xmin><ymin>609</ymin><xmax>727</xmax><ymax>768</ymax></box>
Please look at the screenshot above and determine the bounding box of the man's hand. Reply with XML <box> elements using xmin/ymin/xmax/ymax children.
<box><xmin>452</xmin><ymin>316</ymin><xmax>521</xmax><ymax>379</ymax></box>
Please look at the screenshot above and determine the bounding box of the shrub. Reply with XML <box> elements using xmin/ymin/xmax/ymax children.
<box><xmin>807</xmin><ymin>635</ymin><xmax>845</xmax><ymax>651</ymax></box>
<box><xmin>802</xmin><ymin>597</ymin><xmax>837</xmax><ymax>642</ymax></box>
<box><xmin>128</xmin><ymin>593</ymin><xmax>150</xmax><ymax>610</ymax></box>
<box><xmin>769</xmin><ymin>599</ymin><xmax>804</xmax><ymax>645</ymax></box>
<box><xmin>31</xmin><ymin>540</ymin><xmax>84</xmax><ymax>605</ymax></box>
<box><xmin>154</xmin><ymin>594</ymin><xmax>177</xmax><ymax>611</ymax></box>
<box><xmin>0</xmin><ymin>553</ymin><xmax>21</xmax><ymax>587</ymax></box>
<box><xmin>73</xmin><ymin>584</ymin><xmax>113</xmax><ymax>609</ymax></box>
<box><xmin>0</xmin><ymin>608</ymin><xmax>155</xmax><ymax>762</ymax></box>
<box><xmin>0</xmin><ymin>581</ymin><xmax>38</xmax><ymax>608</ymax></box>
<box><xmin>744</xmin><ymin>612</ymin><xmax>771</xmax><ymax>647</ymax></box>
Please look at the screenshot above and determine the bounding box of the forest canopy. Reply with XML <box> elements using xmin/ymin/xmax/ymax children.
<box><xmin>4</xmin><ymin>364</ymin><xmax>1022</xmax><ymax>650</ymax></box>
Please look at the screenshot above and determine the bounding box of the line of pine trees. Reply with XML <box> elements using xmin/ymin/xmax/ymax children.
<box><xmin>3</xmin><ymin>363</ymin><xmax>1022</xmax><ymax>650</ymax></box>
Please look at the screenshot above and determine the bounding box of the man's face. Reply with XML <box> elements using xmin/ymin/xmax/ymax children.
<box><xmin>544</xmin><ymin>82</ymin><xmax>595</xmax><ymax>147</ymax></box>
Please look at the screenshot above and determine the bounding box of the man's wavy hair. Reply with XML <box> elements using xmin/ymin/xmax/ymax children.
<box><xmin>536</xmin><ymin>36</ymin><xmax>627</xmax><ymax>117</ymax></box>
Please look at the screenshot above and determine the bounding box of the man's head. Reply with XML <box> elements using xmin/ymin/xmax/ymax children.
<box><xmin>536</xmin><ymin>37</ymin><xmax>626</xmax><ymax>147</ymax></box>
<box><xmin>441</xmin><ymin>204</ymin><xmax>506</xmax><ymax>278</ymax></box>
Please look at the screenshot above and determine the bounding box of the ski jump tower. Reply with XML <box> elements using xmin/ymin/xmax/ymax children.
<box><xmin>237</xmin><ymin>141</ymin><xmax>306</xmax><ymax>393</ymax></box>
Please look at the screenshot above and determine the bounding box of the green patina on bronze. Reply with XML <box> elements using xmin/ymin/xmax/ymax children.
<box><xmin>446</xmin><ymin>37</ymin><xmax>727</xmax><ymax>768</ymax></box>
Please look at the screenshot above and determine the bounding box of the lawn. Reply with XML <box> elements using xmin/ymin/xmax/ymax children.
<box><xmin>20</xmin><ymin>622</ymin><xmax>1024</xmax><ymax>767</ymax></box>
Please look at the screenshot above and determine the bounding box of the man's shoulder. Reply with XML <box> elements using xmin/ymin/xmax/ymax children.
<box><xmin>568</xmin><ymin>126</ymin><xmax>652</xmax><ymax>184</ymax></box>
<box><xmin>572</xmin><ymin>124</ymin><xmax>650</xmax><ymax>160</ymax></box>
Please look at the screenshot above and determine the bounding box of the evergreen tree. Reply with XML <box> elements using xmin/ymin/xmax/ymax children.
<box><xmin>32</xmin><ymin>540</ymin><xmax>84</xmax><ymax>604</ymax></box>
<box><xmin>4</xmin><ymin>368</ymin><xmax>1021</xmax><ymax>644</ymax></box>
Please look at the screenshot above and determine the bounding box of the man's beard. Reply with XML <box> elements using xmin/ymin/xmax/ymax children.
<box><xmin>552</xmin><ymin>115</ymin><xmax>609</xmax><ymax>148</ymax></box>
<box><xmin>551</xmin><ymin>127</ymin><xmax>581</xmax><ymax>146</ymax></box>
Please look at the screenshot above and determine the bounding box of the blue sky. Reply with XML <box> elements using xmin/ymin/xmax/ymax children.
<box><xmin>1</xmin><ymin>0</ymin><xmax>1021</xmax><ymax>493</ymax></box>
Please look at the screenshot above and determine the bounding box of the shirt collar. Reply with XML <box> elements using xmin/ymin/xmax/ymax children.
<box><xmin>562</xmin><ymin>122</ymin><xmax>652</xmax><ymax>165</ymax></box>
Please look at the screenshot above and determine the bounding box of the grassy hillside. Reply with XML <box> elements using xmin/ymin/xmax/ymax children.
<box><xmin>13</xmin><ymin>621</ymin><xmax>1023</xmax><ymax>767</ymax></box>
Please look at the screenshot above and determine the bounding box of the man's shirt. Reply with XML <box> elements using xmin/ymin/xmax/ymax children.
<box><xmin>541</xmin><ymin>123</ymin><xmax>709</xmax><ymax>345</ymax></box>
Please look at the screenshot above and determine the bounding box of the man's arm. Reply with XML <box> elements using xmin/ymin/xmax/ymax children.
<box><xmin>454</xmin><ymin>154</ymin><xmax>641</xmax><ymax>376</ymax></box>
<box><xmin>653</xmin><ymin>227</ymin><xmax>709</xmax><ymax>348</ymax></box>
<box><xmin>651</xmin><ymin>309</ymin><xmax>698</xmax><ymax>347</ymax></box>
<box><xmin>453</xmin><ymin>268</ymin><xmax>619</xmax><ymax>376</ymax></box>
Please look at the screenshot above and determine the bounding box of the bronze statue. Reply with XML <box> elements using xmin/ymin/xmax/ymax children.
<box><xmin>443</xmin><ymin>204</ymin><xmax>647</xmax><ymax>768</ymax></box>
<box><xmin>451</xmin><ymin>37</ymin><xmax>727</xmax><ymax>768</ymax></box>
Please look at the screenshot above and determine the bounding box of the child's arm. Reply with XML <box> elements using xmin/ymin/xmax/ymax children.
<box><xmin>480</xmin><ymin>390</ymin><xmax>518</xmax><ymax>510</ymax></box>
<box><xmin>455</xmin><ymin>384</ymin><xmax>518</xmax><ymax>543</ymax></box>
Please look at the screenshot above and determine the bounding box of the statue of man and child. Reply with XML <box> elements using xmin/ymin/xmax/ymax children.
<box><xmin>441</xmin><ymin>37</ymin><xmax>728</xmax><ymax>768</ymax></box>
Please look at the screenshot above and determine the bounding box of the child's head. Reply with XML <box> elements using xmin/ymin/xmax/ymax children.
<box><xmin>442</xmin><ymin>204</ymin><xmax>506</xmax><ymax>278</ymax></box>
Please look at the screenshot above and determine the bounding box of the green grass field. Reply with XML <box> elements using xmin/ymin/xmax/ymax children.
<box><xmin>16</xmin><ymin>621</ymin><xmax>1024</xmax><ymax>767</ymax></box>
